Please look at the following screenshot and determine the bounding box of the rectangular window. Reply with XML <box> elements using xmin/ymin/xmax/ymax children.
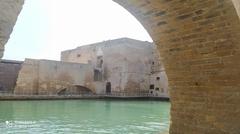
<box><xmin>94</xmin><ymin>69</ymin><xmax>102</xmax><ymax>81</ymax></box>
<box><xmin>150</xmin><ymin>84</ymin><xmax>154</xmax><ymax>89</ymax></box>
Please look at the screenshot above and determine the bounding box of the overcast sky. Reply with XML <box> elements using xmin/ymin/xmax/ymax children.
<box><xmin>3</xmin><ymin>0</ymin><xmax>152</xmax><ymax>61</ymax></box>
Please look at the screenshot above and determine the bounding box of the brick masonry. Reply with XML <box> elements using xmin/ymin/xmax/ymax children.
<box><xmin>114</xmin><ymin>0</ymin><xmax>240</xmax><ymax>134</ymax></box>
<box><xmin>14</xmin><ymin>59</ymin><xmax>93</xmax><ymax>95</ymax></box>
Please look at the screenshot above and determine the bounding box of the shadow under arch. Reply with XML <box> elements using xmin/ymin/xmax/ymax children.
<box><xmin>57</xmin><ymin>85</ymin><xmax>94</xmax><ymax>96</ymax></box>
<box><xmin>113</xmin><ymin>0</ymin><xmax>240</xmax><ymax>133</ymax></box>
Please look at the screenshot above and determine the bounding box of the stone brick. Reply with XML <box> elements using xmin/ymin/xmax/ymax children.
<box><xmin>114</xmin><ymin>0</ymin><xmax>240</xmax><ymax>133</ymax></box>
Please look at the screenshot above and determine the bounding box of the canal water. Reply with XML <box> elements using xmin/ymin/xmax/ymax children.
<box><xmin>0</xmin><ymin>100</ymin><xmax>170</xmax><ymax>134</ymax></box>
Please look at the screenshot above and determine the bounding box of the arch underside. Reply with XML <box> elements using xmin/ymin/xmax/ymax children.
<box><xmin>0</xmin><ymin>0</ymin><xmax>24</xmax><ymax>58</ymax></box>
<box><xmin>114</xmin><ymin>0</ymin><xmax>240</xmax><ymax>133</ymax></box>
<box><xmin>1</xmin><ymin>0</ymin><xmax>240</xmax><ymax>133</ymax></box>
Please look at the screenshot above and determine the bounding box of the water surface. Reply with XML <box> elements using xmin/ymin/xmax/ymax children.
<box><xmin>0</xmin><ymin>100</ymin><xmax>170</xmax><ymax>134</ymax></box>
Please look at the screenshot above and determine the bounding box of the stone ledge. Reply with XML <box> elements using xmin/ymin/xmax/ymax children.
<box><xmin>0</xmin><ymin>95</ymin><xmax>170</xmax><ymax>101</ymax></box>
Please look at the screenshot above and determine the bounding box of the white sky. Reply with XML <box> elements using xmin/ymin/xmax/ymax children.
<box><xmin>3</xmin><ymin>0</ymin><xmax>152</xmax><ymax>61</ymax></box>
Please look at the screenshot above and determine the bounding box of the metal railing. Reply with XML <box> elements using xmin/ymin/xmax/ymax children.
<box><xmin>0</xmin><ymin>91</ymin><xmax>169</xmax><ymax>99</ymax></box>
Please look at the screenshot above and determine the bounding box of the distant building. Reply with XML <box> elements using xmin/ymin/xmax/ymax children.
<box><xmin>12</xmin><ymin>38</ymin><xmax>168</xmax><ymax>97</ymax></box>
<box><xmin>61</xmin><ymin>38</ymin><xmax>169</xmax><ymax>97</ymax></box>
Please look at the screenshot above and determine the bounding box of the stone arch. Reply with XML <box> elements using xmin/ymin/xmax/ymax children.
<box><xmin>1</xmin><ymin>0</ymin><xmax>240</xmax><ymax>133</ymax></box>
<box><xmin>114</xmin><ymin>0</ymin><xmax>240</xmax><ymax>133</ymax></box>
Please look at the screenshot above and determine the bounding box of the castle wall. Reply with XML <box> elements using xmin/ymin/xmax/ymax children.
<box><xmin>61</xmin><ymin>38</ymin><xmax>169</xmax><ymax>97</ymax></box>
<box><xmin>0</xmin><ymin>60</ymin><xmax>22</xmax><ymax>93</ymax></box>
<box><xmin>14</xmin><ymin>59</ymin><xmax>94</xmax><ymax>95</ymax></box>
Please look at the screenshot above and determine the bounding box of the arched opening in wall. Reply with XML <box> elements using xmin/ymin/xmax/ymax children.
<box><xmin>3</xmin><ymin>0</ymin><xmax>154</xmax><ymax>60</ymax></box>
<box><xmin>113</xmin><ymin>1</ymin><xmax>240</xmax><ymax>134</ymax></box>
<box><xmin>57</xmin><ymin>85</ymin><xmax>94</xmax><ymax>96</ymax></box>
<box><xmin>1</xmin><ymin>0</ymin><xmax>170</xmax><ymax>133</ymax></box>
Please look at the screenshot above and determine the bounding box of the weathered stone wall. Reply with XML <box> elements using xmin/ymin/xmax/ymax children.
<box><xmin>14</xmin><ymin>59</ymin><xmax>93</xmax><ymax>95</ymax></box>
<box><xmin>61</xmin><ymin>38</ymin><xmax>168</xmax><ymax>96</ymax></box>
<box><xmin>114</xmin><ymin>0</ymin><xmax>240</xmax><ymax>133</ymax></box>
<box><xmin>14</xmin><ymin>59</ymin><xmax>39</xmax><ymax>94</ymax></box>
<box><xmin>0</xmin><ymin>0</ymin><xmax>24</xmax><ymax>58</ymax></box>
<box><xmin>149</xmin><ymin>71</ymin><xmax>168</xmax><ymax>98</ymax></box>
<box><xmin>149</xmin><ymin>45</ymin><xmax>169</xmax><ymax>97</ymax></box>
<box><xmin>0</xmin><ymin>60</ymin><xmax>22</xmax><ymax>93</ymax></box>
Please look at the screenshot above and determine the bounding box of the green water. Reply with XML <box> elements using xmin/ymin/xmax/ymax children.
<box><xmin>0</xmin><ymin>100</ymin><xmax>170</xmax><ymax>134</ymax></box>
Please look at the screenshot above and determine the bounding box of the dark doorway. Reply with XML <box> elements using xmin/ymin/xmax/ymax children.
<box><xmin>106</xmin><ymin>82</ymin><xmax>111</xmax><ymax>94</ymax></box>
